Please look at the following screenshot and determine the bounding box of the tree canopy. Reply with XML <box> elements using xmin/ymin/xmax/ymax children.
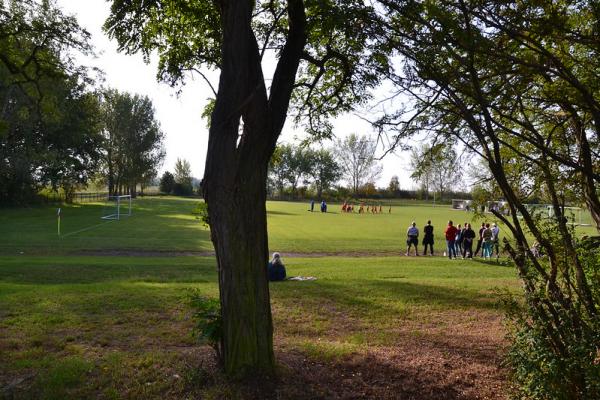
<box><xmin>335</xmin><ymin>133</ymin><xmax>382</xmax><ymax>194</ymax></box>
<box><xmin>0</xmin><ymin>0</ymin><xmax>101</xmax><ymax>204</ymax></box>
<box><xmin>101</xmin><ymin>89</ymin><xmax>165</xmax><ymax>197</ymax></box>
<box><xmin>377</xmin><ymin>1</ymin><xmax>600</xmax><ymax>396</ymax></box>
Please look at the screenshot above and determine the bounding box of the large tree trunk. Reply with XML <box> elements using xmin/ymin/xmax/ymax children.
<box><xmin>204</xmin><ymin>162</ymin><xmax>274</xmax><ymax>376</ymax></box>
<box><xmin>202</xmin><ymin>0</ymin><xmax>306</xmax><ymax>377</ymax></box>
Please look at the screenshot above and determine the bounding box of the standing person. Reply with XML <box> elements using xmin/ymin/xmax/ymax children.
<box><xmin>491</xmin><ymin>223</ymin><xmax>500</xmax><ymax>259</ymax></box>
<box><xmin>444</xmin><ymin>220</ymin><xmax>458</xmax><ymax>259</ymax></box>
<box><xmin>482</xmin><ymin>223</ymin><xmax>493</xmax><ymax>259</ymax></box>
<box><xmin>267</xmin><ymin>252</ymin><xmax>287</xmax><ymax>281</ymax></box>
<box><xmin>474</xmin><ymin>222</ymin><xmax>486</xmax><ymax>256</ymax></box>
<box><xmin>454</xmin><ymin>224</ymin><xmax>463</xmax><ymax>258</ymax></box>
<box><xmin>422</xmin><ymin>220</ymin><xmax>434</xmax><ymax>256</ymax></box>
<box><xmin>462</xmin><ymin>223</ymin><xmax>476</xmax><ymax>259</ymax></box>
<box><xmin>310</xmin><ymin>199</ymin><xmax>315</xmax><ymax>212</ymax></box>
<box><xmin>405</xmin><ymin>221</ymin><xmax>419</xmax><ymax>256</ymax></box>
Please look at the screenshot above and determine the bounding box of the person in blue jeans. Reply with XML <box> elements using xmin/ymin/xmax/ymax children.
<box><xmin>444</xmin><ymin>220</ymin><xmax>458</xmax><ymax>259</ymax></box>
<box><xmin>481</xmin><ymin>223</ymin><xmax>493</xmax><ymax>259</ymax></box>
<box><xmin>454</xmin><ymin>224</ymin><xmax>463</xmax><ymax>256</ymax></box>
<box><xmin>267</xmin><ymin>252</ymin><xmax>286</xmax><ymax>281</ymax></box>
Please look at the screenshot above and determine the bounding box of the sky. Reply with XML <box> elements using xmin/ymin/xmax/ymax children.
<box><xmin>56</xmin><ymin>0</ymin><xmax>416</xmax><ymax>189</ymax></box>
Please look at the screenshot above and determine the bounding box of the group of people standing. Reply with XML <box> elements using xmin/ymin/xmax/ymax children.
<box><xmin>405</xmin><ymin>220</ymin><xmax>500</xmax><ymax>260</ymax></box>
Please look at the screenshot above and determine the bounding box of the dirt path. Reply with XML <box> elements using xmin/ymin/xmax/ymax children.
<box><xmin>75</xmin><ymin>249</ymin><xmax>462</xmax><ymax>258</ymax></box>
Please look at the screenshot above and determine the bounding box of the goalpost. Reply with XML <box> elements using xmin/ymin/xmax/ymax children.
<box><xmin>101</xmin><ymin>195</ymin><xmax>132</xmax><ymax>220</ymax></box>
<box><xmin>547</xmin><ymin>206</ymin><xmax>590</xmax><ymax>226</ymax></box>
<box><xmin>520</xmin><ymin>204</ymin><xmax>591</xmax><ymax>226</ymax></box>
<box><xmin>451</xmin><ymin>199</ymin><xmax>472</xmax><ymax>210</ymax></box>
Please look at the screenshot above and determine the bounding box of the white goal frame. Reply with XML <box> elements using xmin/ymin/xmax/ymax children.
<box><xmin>520</xmin><ymin>204</ymin><xmax>590</xmax><ymax>226</ymax></box>
<box><xmin>452</xmin><ymin>199</ymin><xmax>472</xmax><ymax>210</ymax></box>
<box><xmin>485</xmin><ymin>200</ymin><xmax>510</xmax><ymax>215</ymax></box>
<box><xmin>101</xmin><ymin>195</ymin><xmax>132</xmax><ymax>220</ymax></box>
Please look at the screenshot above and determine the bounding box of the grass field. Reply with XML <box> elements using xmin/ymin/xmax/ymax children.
<box><xmin>0</xmin><ymin>197</ymin><xmax>537</xmax><ymax>399</ymax></box>
<box><xmin>2</xmin><ymin>197</ymin><xmax>594</xmax><ymax>255</ymax></box>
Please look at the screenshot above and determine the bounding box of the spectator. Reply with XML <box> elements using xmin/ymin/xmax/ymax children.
<box><xmin>482</xmin><ymin>223</ymin><xmax>493</xmax><ymax>259</ymax></box>
<box><xmin>422</xmin><ymin>220</ymin><xmax>434</xmax><ymax>256</ymax></box>
<box><xmin>462</xmin><ymin>223</ymin><xmax>476</xmax><ymax>259</ymax></box>
<box><xmin>406</xmin><ymin>221</ymin><xmax>419</xmax><ymax>256</ymax></box>
<box><xmin>444</xmin><ymin>221</ymin><xmax>458</xmax><ymax>259</ymax></box>
<box><xmin>474</xmin><ymin>222</ymin><xmax>486</xmax><ymax>256</ymax></box>
<box><xmin>454</xmin><ymin>224</ymin><xmax>463</xmax><ymax>257</ymax></box>
<box><xmin>491</xmin><ymin>223</ymin><xmax>500</xmax><ymax>258</ymax></box>
<box><xmin>267</xmin><ymin>252</ymin><xmax>287</xmax><ymax>281</ymax></box>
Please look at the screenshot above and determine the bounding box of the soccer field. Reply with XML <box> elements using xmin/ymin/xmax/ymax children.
<box><xmin>0</xmin><ymin>197</ymin><xmax>565</xmax><ymax>399</ymax></box>
<box><xmin>3</xmin><ymin>196</ymin><xmax>593</xmax><ymax>256</ymax></box>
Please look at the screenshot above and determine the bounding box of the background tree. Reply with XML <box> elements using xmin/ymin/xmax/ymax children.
<box><xmin>268</xmin><ymin>145</ymin><xmax>292</xmax><ymax>198</ymax></box>
<box><xmin>285</xmin><ymin>146</ymin><xmax>312</xmax><ymax>197</ymax></box>
<box><xmin>101</xmin><ymin>89</ymin><xmax>165</xmax><ymax>197</ymax></box>
<box><xmin>173</xmin><ymin>158</ymin><xmax>193</xmax><ymax>196</ymax></box>
<box><xmin>335</xmin><ymin>134</ymin><xmax>383</xmax><ymax>194</ymax></box>
<box><xmin>377</xmin><ymin>1</ymin><xmax>600</xmax><ymax>396</ymax></box>
<box><xmin>410</xmin><ymin>143</ymin><xmax>460</xmax><ymax>201</ymax></box>
<box><xmin>106</xmin><ymin>0</ymin><xmax>389</xmax><ymax>375</ymax></box>
<box><xmin>306</xmin><ymin>148</ymin><xmax>341</xmax><ymax>199</ymax></box>
<box><xmin>388</xmin><ymin>175</ymin><xmax>400</xmax><ymax>195</ymax></box>
<box><xmin>0</xmin><ymin>0</ymin><xmax>101</xmax><ymax>204</ymax></box>
<box><xmin>159</xmin><ymin>171</ymin><xmax>175</xmax><ymax>194</ymax></box>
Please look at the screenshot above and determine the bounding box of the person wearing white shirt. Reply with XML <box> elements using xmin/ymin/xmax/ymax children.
<box><xmin>405</xmin><ymin>221</ymin><xmax>419</xmax><ymax>256</ymax></box>
<box><xmin>491</xmin><ymin>223</ymin><xmax>500</xmax><ymax>258</ymax></box>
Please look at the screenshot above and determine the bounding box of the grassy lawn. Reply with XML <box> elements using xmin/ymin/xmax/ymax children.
<box><xmin>1</xmin><ymin>254</ymin><xmax>518</xmax><ymax>399</ymax></box>
<box><xmin>1</xmin><ymin>197</ymin><xmax>558</xmax><ymax>398</ymax></box>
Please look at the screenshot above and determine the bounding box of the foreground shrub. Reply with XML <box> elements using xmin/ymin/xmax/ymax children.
<box><xmin>503</xmin><ymin>234</ymin><xmax>600</xmax><ymax>400</ymax></box>
<box><xmin>189</xmin><ymin>290</ymin><xmax>223</xmax><ymax>366</ymax></box>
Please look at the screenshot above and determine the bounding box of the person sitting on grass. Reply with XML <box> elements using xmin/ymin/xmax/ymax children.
<box><xmin>267</xmin><ymin>252</ymin><xmax>286</xmax><ymax>281</ymax></box>
<box><xmin>406</xmin><ymin>221</ymin><xmax>419</xmax><ymax>256</ymax></box>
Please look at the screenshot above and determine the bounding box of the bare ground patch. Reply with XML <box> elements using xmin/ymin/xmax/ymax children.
<box><xmin>1</xmin><ymin>309</ymin><xmax>509</xmax><ymax>400</ymax></box>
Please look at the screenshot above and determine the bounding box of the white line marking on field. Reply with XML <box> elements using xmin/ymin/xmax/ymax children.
<box><xmin>60</xmin><ymin>220</ymin><xmax>114</xmax><ymax>238</ymax></box>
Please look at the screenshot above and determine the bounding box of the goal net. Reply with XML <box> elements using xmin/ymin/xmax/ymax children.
<box><xmin>101</xmin><ymin>195</ymin><xmax>132</xmax><ymax>220</ymax></box>
<box><xmin>521</xmin><ymin>204</ymin><xmax>591</xmax><ymax>226</ymax></box>
<box><xmin>451</xmin><ymin>199</ymin><xmax>472</xmax><ymax>210</ymax></box>
<box><xmin>485</xmin><ymin>200</ymin><xmax>510</xmax><ymax>215</ymax></box>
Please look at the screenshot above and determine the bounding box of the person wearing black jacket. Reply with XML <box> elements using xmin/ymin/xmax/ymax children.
<box><xmin>422</xmin><ymin>220</ymin><xmax>434</xmax><ymax>255</ymax></box>
<box><xmin>474</xmin><ymin>222</ymin><xmax>485</xmax><ymax>256</ymax></box>
<box><xmin>462</xmin><ymin>223</ymin><xmax>476</xmax><ymax>259</ymax></box>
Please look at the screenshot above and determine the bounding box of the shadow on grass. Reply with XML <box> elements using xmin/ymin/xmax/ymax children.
<box><xmin>272</xmin><ymin>278</ymin><xmax>501</xmax><ymax>317</ymax></box>
<box><xmin>0</xmin><ymin>260</ymin><xmax>217</xmax><ymax>285</ymax></box>
<box><xmin>267</xmin><ymin>210</ymin><xmax>298</xmax><ymax>216</ymax></box>
<box><xmin>186</xmin><ymin>346</ymin><xmax>504</xmax><ymax>400</ymax></box>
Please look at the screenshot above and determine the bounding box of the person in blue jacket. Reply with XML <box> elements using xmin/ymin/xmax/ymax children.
<box><xmin>267</xmin><ymin>252</ymin><xmax>286</xmax><ymax>281</ymax></box>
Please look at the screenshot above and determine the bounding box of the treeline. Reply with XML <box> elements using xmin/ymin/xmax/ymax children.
<box><xmin>0</xmin><ymin>1</ymin><xmax>164</xmax><ymax>205</ymax></box>
<box><xmin>159</xmin><ymin>158</ymin><xmax>201</xmax><ymax>196</ymax></box>
<box><xmin>267</xmin><ymin>138</ymin><xmax>470</xmax><ymax>202</ymax></box>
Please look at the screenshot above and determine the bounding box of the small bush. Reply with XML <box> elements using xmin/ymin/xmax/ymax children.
<box><xmin>191</xmin><ymin>202</ymin><xmax>209</xmax><ymax>227</ymax></box>
<box><xmin>173</xmin><ymin>182</ymin><xmax>194</xmax><ymax>196</ymax></box>
<box><xmin>189</xmin><ymin>290</ymin><xmax>222</xmax><ymax>366</ymax></box>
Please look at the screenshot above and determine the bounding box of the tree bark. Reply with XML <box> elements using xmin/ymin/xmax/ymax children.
<box><xmin>202</xmin><ymin>0</ymin><xmax>306</xmax><ymax>377</ymax></box>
